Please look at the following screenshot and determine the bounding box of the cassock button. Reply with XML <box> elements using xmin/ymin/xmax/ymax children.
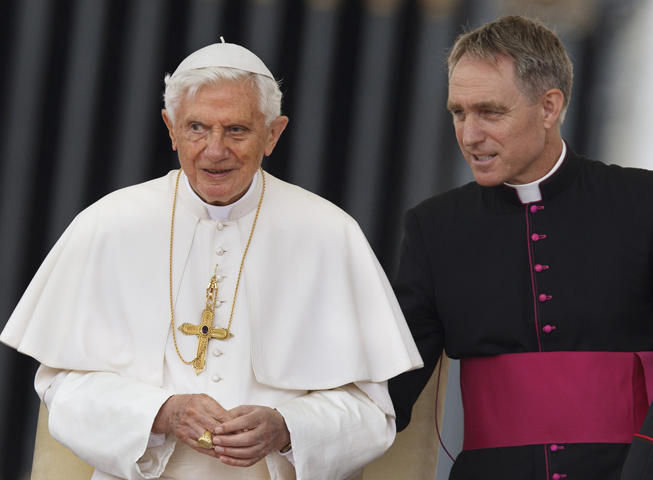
<box><xmin>530</xmin><ymin>205</ymin><xmax>543</xmax><ymax>213</ymax></box>
<box><xmin>216</xmin><ymin>275</ymin><xmax>225</xmax><ymax>283</ymax></box>
<box><xmin>535</xmin><ymin>264</ymin><xmax>549</xmax><ymax>272</ymax></box>
<box><xmin>216</xmin><ymin>247</ymin><xmax>225</xmax><ymax>255</ymax></box>
<box><xmin>543</xmin><ymin>325</ymin><xmax>555</xmax><ymax>333</ymax></box>
<box><xmin>550</xmin><ymin>444</ymin><xmax>562</xmax><ymax>452</ymax></box>
<box><xmin>552</xmin><ymin>474</ymin><xmax>566</xmax><ymax>480</ymax></box>
<box><xmin>532</xmin><ymin>233</ymin><xmax>540</xmax><ymax>241</ymax></box>
<box><xmin>213</xmin><ymin>349</ymin><xmax>223</xmax><ymax>357</ymax></box>
<box><xmin>211</xmin><ymin>374</ymin><xmax>222</xmax><ymax>383</ymax></box>
<box><xmin>217</xmin><ymin>222</ymin><xmax>225</xmax><ymax>231</ymax></box>
<box><xmin>539</xmin><ymin>294</ymin><xmax>552</xmax><ymax>302</ymax></box>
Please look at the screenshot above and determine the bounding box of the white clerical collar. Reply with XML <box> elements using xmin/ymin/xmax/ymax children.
<box><xmin>185</xmin><ymin>172</ymin><xmax>258</xmax><ymax>220</ymax></box>
<box><xmin>505</xmin><ymin>141</ymin><xmax>567</xmax><ymax>204</ymax></box>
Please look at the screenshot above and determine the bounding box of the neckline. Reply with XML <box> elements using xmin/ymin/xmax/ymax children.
<box><xmin>177</xmin><ymin>169</ymin><xmax>264</xmax><ymax>221</ymax></box>
<box><xmin>493</xmin><ymin>143</ymin><xmax>582</xmax><ymax>206</ymax></box>
<box><xmin>504</xmin><ymin>141</ymin><xmax>567</xmax><ymax>204</ymax></box>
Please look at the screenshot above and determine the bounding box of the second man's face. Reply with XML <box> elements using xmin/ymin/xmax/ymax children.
<box><xmin>163</xmin><ymin>80</ymin><xmax>288</xmax><ymax>206</ymax></box>
<box><xmin>447</xmin><ymin>53</ymin><xmax>554</xmax><ymax>187</ymax></box>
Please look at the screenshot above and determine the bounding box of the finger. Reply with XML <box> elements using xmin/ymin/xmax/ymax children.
<box><xmin>178</xmin><ymin>428</ymin><xmax>222</xmax><ymax>459</ymax></box>
<box><xmin>174</xmin><ymin>414</ymin><xmax>218</xmax><ymax>442</ymax></box>
<box><xmin>177</xmin><ymin>426</ymin><xmax>218</xmax><ymax>452</ymax></box>
<box><xmin>216</xmin><ymin>413</ymin><xmax>260</xmax><ymax>435</ymax></box>
<box><xmin>228</xmin><ymin>405</ymin><xmax>256</xmax><ymax>417</ymax></box>
<box><xmin>214</xmin><ymin>443</ymin><xmax>262</xmax><ymax>459</ymax></box>
<box><xmin>189</xmin><ymin>442</ymin><xmax>222</xmax><ymax>459</ymax></box>
<box><xmin>214</xmin><ymin>429</ymin><xmax>260</xmax><ymax>448</ymax></box>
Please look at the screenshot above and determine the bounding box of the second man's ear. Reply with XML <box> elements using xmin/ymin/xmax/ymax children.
<box><xmin>541</xmin><ymin>89</ymin><xmax>565</xmax><ymax>129</ymax></box>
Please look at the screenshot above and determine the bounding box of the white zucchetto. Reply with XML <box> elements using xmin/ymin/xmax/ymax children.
<box><xmin>172</xmin><ymin>38</ymin><xmax>274</xmax><ymax>79</ymax></box>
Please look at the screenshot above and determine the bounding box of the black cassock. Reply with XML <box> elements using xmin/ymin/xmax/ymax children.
<box><xmin>390</xmin><ymin>146</ymin><xmax>653</xmax><ymax>480</ymax></box>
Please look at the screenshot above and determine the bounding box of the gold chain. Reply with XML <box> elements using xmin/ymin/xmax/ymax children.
<box><xmin>169</xmin><ymin>168</ymin><xmax>266</xmax><ymax>365</ymax></box>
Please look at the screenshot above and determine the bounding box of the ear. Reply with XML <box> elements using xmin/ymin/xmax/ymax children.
<box><xmin>264</xmin><ymin>116</ymin><xmax>289</xmax><ymax>157</ymax></box>
<box><xmin>161</xmin><ymin>109</ymin><xmax>178</xmax><ymax>151</ymax></box>
<box><xmin>541</xmin><ymin>89</ymin><xmax>565</xmax><ymax>129</ymax></box>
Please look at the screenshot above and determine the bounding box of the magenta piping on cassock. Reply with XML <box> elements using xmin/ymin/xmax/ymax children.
<box><xmin>526</xmin><ymin>205</ymin><xmax>543</xmax><ymax>352</ymax></box>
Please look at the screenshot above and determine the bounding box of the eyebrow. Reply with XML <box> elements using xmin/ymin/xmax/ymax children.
<box><xmin>447</xmin><ymin>101</ymin><xmax>507</xmax><ymax>112</ymax></box>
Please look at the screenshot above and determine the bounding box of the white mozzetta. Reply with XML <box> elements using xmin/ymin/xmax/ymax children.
<box><xmin>2</xmin><ymin>170</ymin><xmax>421</xmax><ymax>386</ymax></box>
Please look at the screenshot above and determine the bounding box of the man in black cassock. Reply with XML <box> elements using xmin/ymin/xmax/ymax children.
<box><xmin>389</xmin><ymin>15</ymin><xmax>653</xmax><ymax>480</ymax></box>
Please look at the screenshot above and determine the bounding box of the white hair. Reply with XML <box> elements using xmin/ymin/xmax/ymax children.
<box><xmin>163</xmin><ymin>66</ymin><xmax>283</xmax><ymax>126</ymax></box>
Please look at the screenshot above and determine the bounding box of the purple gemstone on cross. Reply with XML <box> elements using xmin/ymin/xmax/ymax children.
<box><xmin>201</xmin><ymin>326</ymin><xmax>209</xmax><ymax>334</ymax></box>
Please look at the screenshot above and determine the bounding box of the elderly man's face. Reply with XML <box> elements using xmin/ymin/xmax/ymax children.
<box><xmin>447</xmin><ymin>54</ymin><xmax>559</xmax><ymax>187</ymax></box>
<box><xmin>162</xmin><ymin>81</ymin><xmax>288</xmax><ymax>205</ymax></box>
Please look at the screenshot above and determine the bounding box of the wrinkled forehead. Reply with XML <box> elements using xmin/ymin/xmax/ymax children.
<box><xmin>450</xmin><ymin>54</ymin><xmax>515</xmax><ymax>88</ymax></box>
<box><xmin>447</xmin><ymin>54</ymin><xmax>523</xmax><ymax>107</ymax></box>
<box><xmin>178</xmin><ymin>80</ymin><xmax>264</xmax><ymax>121</ymax></box>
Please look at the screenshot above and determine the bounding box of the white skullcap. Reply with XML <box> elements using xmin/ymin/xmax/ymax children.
<box><xmin>171</xmin><ymin>38</ymin><xmax>274</xmax><ymax>79</ymax></box>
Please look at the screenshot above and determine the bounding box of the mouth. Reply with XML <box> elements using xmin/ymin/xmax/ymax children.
<box><xmin>472</xmin><ymin>154</ymin><xmax>497</xmax><ymax>162</ymax></box>
<box><xmin>202</xmin><ymin>168</ymin><xmax>233</xmax><ymax>177</ymax></box>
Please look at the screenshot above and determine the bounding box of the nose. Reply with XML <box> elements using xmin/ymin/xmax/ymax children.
<box><xmin>204</xmin><ymin>132</ymin><xmax>229</xmax><ymax>160</ymax></box>
<box><xmin>461</xmin><ymin>115</ymin><xmax>485</xmax><ymax>148</ymax></box>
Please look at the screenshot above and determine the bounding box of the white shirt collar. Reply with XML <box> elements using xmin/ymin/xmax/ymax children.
<box><xmin>505</xmin><ymin>141</ymin><xmax>567</xmax><ymax>204</ymax></box>
<box><xmin>184</xmin><ymin>172</ymin><xmax>258</xmax><ymax>220</ymax></box>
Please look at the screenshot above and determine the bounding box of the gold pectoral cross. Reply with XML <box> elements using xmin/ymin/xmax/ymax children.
<box><xmin>179</xmin><ymin>267</ymin><xmax>233</xmax><ymax>375</ymax></box>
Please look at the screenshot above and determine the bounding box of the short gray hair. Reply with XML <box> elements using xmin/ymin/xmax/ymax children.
<box><xmin>163</xmin><ymin>67</ymin><xmax>283</xmax><ymax>126</ymax></box>
<box><xmin>447</xmin><ymin>16</ymin><xmax>573</xmax><ymax>123</ymax></box>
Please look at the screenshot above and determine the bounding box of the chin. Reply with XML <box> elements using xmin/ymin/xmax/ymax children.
<box><xmin>473</xmin><ymin>176</ymin><xmax>504</xmax><ymax>188</ymax></box>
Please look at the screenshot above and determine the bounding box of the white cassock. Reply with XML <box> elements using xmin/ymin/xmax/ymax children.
<box><xmin>0</xmin><ymin>169</ymin><xmax>422</xmax><ymax>480</ymax></box>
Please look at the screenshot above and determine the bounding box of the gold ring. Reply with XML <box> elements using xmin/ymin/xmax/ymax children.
<box><xmin>197</xmin><ymin>429</ymin><xmax>213</xmax><ymax>449</ymax></box>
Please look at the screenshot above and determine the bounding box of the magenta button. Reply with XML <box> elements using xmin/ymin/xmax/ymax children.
<box><xmin>531</xmin><ymin>233</ymin><xmax>546</xmax><ymax>241</ymax></box>
<box><xmin>543</xmin><ymin>325</ymin><xmax>555</xmax><ymax>333</ymax></box>
<box><xmin>539</xmin><ymin>294</ymin><xmax>551</xmax><ymax>302</ymax></box>
<box><xmin>535</xmin><ymin>264</ymin><xmax>549</xmax><ymax>272</ymax></box>
<box><xmin>550</xmin><ymin>444</ymin><xmax>564</xmax><ymax>451</ymax></box>
<box><xmin>530</xmin><ymin>205</ymin><xmax>542</xmax><ymax>213</ymax></box>
<box><xmin>552</xmin><ymin>474</ymin><xmax>566</xmax><ymax>480</ymax></box>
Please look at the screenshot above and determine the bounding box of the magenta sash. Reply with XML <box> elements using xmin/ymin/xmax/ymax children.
<box><xmin>460</xmin><ymin>351</ymin><xmax>653</xmax><ymax>450</ymax></box>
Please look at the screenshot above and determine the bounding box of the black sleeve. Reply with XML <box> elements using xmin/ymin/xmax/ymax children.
<box><xmin>389</xmin><ymin>208</ymin><xmax>445</xmax><ymax>431</ymax></box>
<box><xmin>621</xmin><ymin>409</ymin><xmax>653</xmax><ymax>479</ymax></box>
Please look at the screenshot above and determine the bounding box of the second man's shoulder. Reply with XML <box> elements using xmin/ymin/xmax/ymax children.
<box><xmin>409</xmin><ymin>181</ymin><xmax>483</xmax><ymax>219</ymax></box>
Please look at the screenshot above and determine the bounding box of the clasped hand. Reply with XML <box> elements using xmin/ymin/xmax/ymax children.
<box><xmin>152</xmin><ymin>394</ymin><xmax>290</xmax><ymax>466</ymax></box>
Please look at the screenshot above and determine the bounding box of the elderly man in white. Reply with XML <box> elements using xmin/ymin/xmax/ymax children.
<box><xmin>0</xmin><ymin>42</ymin><xmax>421</xmax><ymax>480</ymax></box>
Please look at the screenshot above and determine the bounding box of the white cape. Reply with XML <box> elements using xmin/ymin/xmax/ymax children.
<box><xmin>1</xmin><ymin>170</ymin><xmax>422</xmax><ymax>390</ymax></box>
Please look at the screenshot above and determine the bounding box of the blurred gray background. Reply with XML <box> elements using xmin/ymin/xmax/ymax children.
<box><xmin>0</xmin><ymin>0</ymin><xmax>649</xmax><ymax>478</ymax></box>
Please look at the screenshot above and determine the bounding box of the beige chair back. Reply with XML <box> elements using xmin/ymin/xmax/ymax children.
<box><xmin>363</xmin><ymin>355</ymin><xmax>449</xmax><ymax>479</ymax></box>
<box><xmin>31</xmin><ymin>402</ymin><xmax>94</xmax><ymax>480</ymax></box>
